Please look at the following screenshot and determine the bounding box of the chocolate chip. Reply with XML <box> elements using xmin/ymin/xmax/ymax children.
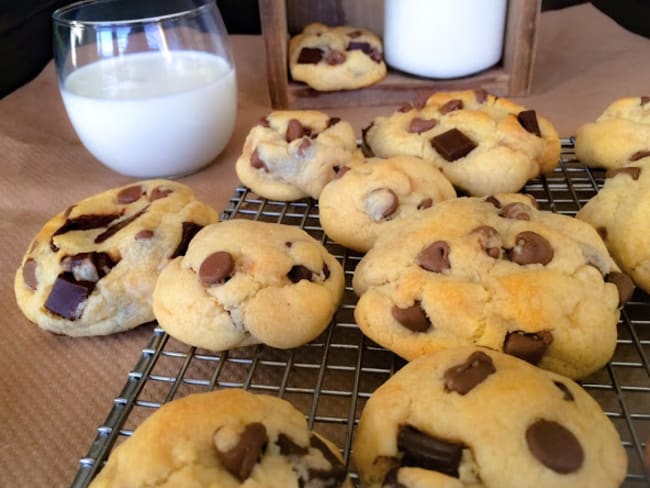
<box><xmin>214</xmin><ymin>422</ymin><xmax>268</xmax><ymax>481</ymax></box>
<box><xmin>474</xmin><ymin>89</ymin><xmax>488</xmax><ymax>103</ymax></box>
<box><xmin>485</xmin><ymin>195</ymin><xmax>502</xmax><ymax>208</ymax></box>
<box><xmin>297</xmin><ymin>47</ymin><xmax>323</xmax><ymax>64</ymax></box>
<box><xmin>630</xmin><ymin>150</ymin><xmax>650</xmax><ymax>161</ymax></box>
<box><xmin>326</xmin><ymin>49</ymin><xmax>346</xmax><ymax>65</ymax></box>
<box><xmin>417</xmin><ymin>241</ymin><xmax>451</xmax><ymax>273</ymax></box>
<box><xmin>444</xmin><ymin>351</ymin><xmax>496</xmax><ymax>395</ymax></box>
<box><xmin>286</xmin><ymin>119</ymin><xmax>305</xmax><ymax>142</ymax></box>
<box><xmin>116</xmin><ymin>185</ymin><xmax>143</xmax><ymax>204</ymax></box>
<box><xmin>597</xmin><ymin>227</ymin><xmax>608</xmax><ymax>240</ymax></box>
<box><xmin>470</xmin><ymin>225</ymin><xmax>501</xmax><ymax>258</ymax></box>
<box><xmin>417</xmin><ymin>198</ymin><xmax>433</xmax><ymax>210</ymax></box>
<box><xmin>526</xmin><ymin>420</ymin><xmax>584</xmax><ymax>474</ymax></box>
<box><xmin>334</xmin><ymin>165</ymin><xmax>350</xmax><ymax>179</ymax></box>
<box><xmin>553</xmin><ymin>381</ymin><xmax>574</xmax><ymax>401</ymax></box>
<box><xmin>409</xmin><ymin>117</ymin><xmax>438</xmax><ymax>134</ymax></box>
<box><xmin>606</xmin><ymin>167</ymin><xmax>641</xmax><ymax>180</ymax></box>
<box><xmin>391</xmin><ymin>302</ymin><xmax>431</xmax><ymax>332</ymax></box>
<box><xmin>44</xmin><ymin>272</ymin><xmax>94</xmax><ymax>320</ymax></box>
<box><xmin>199</xmin><ymin>251</ymin><xmax>234</xmax><ymax>285</ymax></box>
<box><xmin>276</xmin><ymin>433</ymin><xmax>308</xmax><ymax>456</ymax></box>
<box><xmin>288</xmin><ymin>265</ymin><xmax>313</xmax><ymax>283</ymax></box>
<box><xmin>499</xmin><ymin>202</ymin><xmax>531</xmax><ymax>220</ymax></box>
<box><xmin>431</xmin><ymin>128</ymin><xmax>477</xmax><ymax>162</ymax></box>
<box><xmin>517</xmin><ymin>110</ymin><xmax>541</xmax><ymax>137</ymax></box>
<box><xmin>22</xmin><ymin>258</ymin><xmax>37</xmax><ymax>290</ymax></box>
<box><xmin>250</xmin><ymin>148</ymin><xmax>268</xmax><ymax>172</ymax></box>
<box><xmin>307</xmin><ymin>434</ymin><xmax>348</xmax><ymax>485</ymax></box>
<box><xmin>257</xmin><ymin>117</ymin><xmax>270</xmax><ymax>128</ymax></box>
<box><xmin>439</xmin><ymin>99</ymin><xmax>463</xmax><ymax>115</ymax></box>
<box><xmin>365</xmin><ymin>188</ymin><xmax>399</xmax><ymax>220</ymax></box>
<box><xmin>641</xmin><ymin>96</ymin><xmax>650</xmax><ymax>106</ymax></box>
<box><xmin>94</xmin><ymin>206</ymin><xmax>148</xmax><ymax>243</ymax></box>
<box><xmin>347</xmin><ymin>30</ymin><xmax>362</xmax><ymax>38</ymax></box>
<box><xmin>149</xmin><ymin>186</ymin><xmax>173</xmax><ymax>201</ymax></box>
<box><xmin>397</xmin><ymin>425</ymin><xmax>464</xmax><ymax>477</ymax></box>
<box><xmin>503</xmin><ymin>330</ymin><xmax>553</xmax><ymax>365</ymax></box>
<box><xmin>170</xmin><ymin>222</ymin><xmax>203</xmax><ymax>258</ymax></box>
<box><xmin>509</xmin><ymin>231</ymin><xmax>553</xmax><ymax>265</ymax></box>
<box><xmin>135</xmin><ymin>229</ymin><xmax>154</xmax><ymax>240</ymax></box>
<box><xmin>605</xmin><ymin>271</ymin><xmax>635</xmax><ymax>307</ymax></box>
<box><xmin>61</xmin><ymin>252</ymin><xmax>117</xmax><ymax>282</ymax></box>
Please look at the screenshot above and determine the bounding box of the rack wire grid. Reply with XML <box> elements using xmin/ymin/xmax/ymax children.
<box><xmin>72</xmin><ymin>139</ymin><xmax>650</xmax><ymax>487</ymax></box>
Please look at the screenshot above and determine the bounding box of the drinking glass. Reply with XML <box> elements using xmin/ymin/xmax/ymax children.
<box><xmin>53</xmin><ymin>0</ymin><xmax>237</xmax><ymax>178</ymax></box>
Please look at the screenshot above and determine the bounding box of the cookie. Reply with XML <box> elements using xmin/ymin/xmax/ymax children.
<box><xmin>14</xmin><ymin>180</ymin><xmax>219</xmax><ymax>336</ymax></box>
<box><xmin>153</xmin><ymin>219</ymin><xmax>344</xmax><ymax>350</ymax></box>
<box><xmin>235</xmin><ymin>111</ymin><xmax>362</xmax><ymax>201</ymax></box>
<box><xmin>90</xmin><ymin>389</ymin><xmax>353</xmax><ymax>487</ymax></box>
<box><xmin>363</xmin><ymin>89</ymin><xmax>561</xmax><ymax>196</ymax></box>
<box><xmin>352</xmin><ymin>194</ymin><xmax>633</xmax><ymax>379</ymax></box>
<box><xmin>318</xmin><ymin>156</ymin><xmax>456</xmax><ymax>252</ymax></box>
<box><xmin>352</xmin><ymin>346</ymin><xmax>627</xmax><ymax>488</ymax></box>
<box><xmin>289</xmin><ymin>22</ymin><xmax>387</xmax><ymax>91</ymax></box>
<box><xmin>576</xmin><ymin>157</ymin><xmax>650</xmax><ymax>293</ymax></box>
<box><xmin>575</xmin><ymin>96</ymin><xmax>650</xmax><ymax>169</ymax></box>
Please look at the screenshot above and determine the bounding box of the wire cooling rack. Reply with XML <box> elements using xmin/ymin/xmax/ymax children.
<box><xmin>72</xmin><ymin>139</ymin><xmax>650</xmax><ymax>487</ymax></box>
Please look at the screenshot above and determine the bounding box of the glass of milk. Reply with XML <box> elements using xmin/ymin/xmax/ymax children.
<box><xmin>52</xmin><ymin>0</ymin><xmax>237</xmax><ymax>178</ymax></box>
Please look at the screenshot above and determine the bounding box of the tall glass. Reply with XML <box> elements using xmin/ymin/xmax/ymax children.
<box><xmin>53</xmin><ymin>0</ymin><xmax>237</xmax><ymax>178</ymax></box>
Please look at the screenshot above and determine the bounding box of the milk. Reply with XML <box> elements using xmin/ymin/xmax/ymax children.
<box><xmin>61</xmin><ymin>50</ymin><xmax>237</xmax><ymax>178</ymax></box>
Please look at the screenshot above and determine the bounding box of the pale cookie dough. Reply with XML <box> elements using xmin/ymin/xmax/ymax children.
<box><xmin>318</xmin><ymin>156</ymin><xmax>456</xmax><ymax>252</ymax></box>
<box><xmin>353</xmin><ymin>346</ymin><xmax>627</xmax><ymax>488</ymax></box>
<box><xmin>577</xmin><ymin>157</ymin><xmax>650</xmax><ymax>293</ymax></box>
<box><xmin>575</xmin><ymin>96</ymin><xmax>650</xmax><ymax>169</ymax></box>
<box><xmin>352</xmin><ymin>194</ymin><xmax>634</xmax><ymax>379</ymax></box>
<box><xmin>235</xmin><ymin>110</ymin><xmax>362</xmax><ymax>201</ymax></box>
<box><xmin>153</xmin><ymin>219</ymin><xmax>344</xmax><ymax>350</ymax></box>
<box><xmin>14</xmin><ymin>180</ymin><xmax>219</xmax><ymax>336</ymax></box>
<box><xmin>289</xmin><ymin>22</ymin><xmax>387</xmax><ymax>91</ymax></box>
<box><xmin>363</xmin><ymin>89</ymin><xmax>561</xmax><ymax>196</ymax></box>
<box><xmin>90</xmin><ymin>389</ymin><xmax>354</xmax><ymax>488</ymax></box>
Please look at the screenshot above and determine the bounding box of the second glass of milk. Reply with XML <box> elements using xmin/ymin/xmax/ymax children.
<box><xmin>53</xmin><ymin>0</ymin><xmax>237</xmax><ymax>178</ymax></box>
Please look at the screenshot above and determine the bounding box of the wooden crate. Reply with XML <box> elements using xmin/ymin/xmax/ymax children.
<box><xmin>258</xmin><ymin>0</ymin><xmax>541</xmax><ymax>109</ymax></box>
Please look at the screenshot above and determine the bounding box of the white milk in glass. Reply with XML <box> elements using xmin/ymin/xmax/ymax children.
<box><xmin>61</xmin><ymin>50</ymin><xmax>237</xmax><ymax>177</ymax></box>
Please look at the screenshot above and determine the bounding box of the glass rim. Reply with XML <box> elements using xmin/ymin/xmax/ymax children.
<box><xmin>52</xmin><ymin>0</ymin><xmax>215</xmax><ymax>28</ymax></box>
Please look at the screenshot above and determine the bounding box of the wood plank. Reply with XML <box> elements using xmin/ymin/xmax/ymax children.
<box><xmin>258</xmin><ymin>0</ymin><xmax>290</xmax><ymax>108</ymax></box>
<box><xmin>503</xmin><ymin>0</ymin><xmax>542</xmax><ymax>96</ymax></box>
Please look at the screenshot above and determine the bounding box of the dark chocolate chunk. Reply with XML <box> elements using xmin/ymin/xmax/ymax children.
<box><xmin>630</xmin><ymin>150</ymin><xmax>650</xmax><ymax>161</ymax></box>
<box><xmin>526</xmin><ymin>419</ymin><xmax>584</xmax><ymax>473</ymax></box>
<box><xmin>444</xmin><ymin>351</ymin><xmax>496</xmax><ymax>395</ymax></box>
<box><xmin>250</xmin><ymin>148</ymin><xmax>269</xmax><ymax>172</ymax></box>
<box><xmin>417</xmin><ymin>198</ymin><xmax>433</xmax><ymax>210</ymax></box>
<box><xmin>517</xmin><ymin>110</ymin><xmax>541</xmax><ymax>137</ymax></box>
<box><xmin>641</xmin><ymin>96</ymin><xmax>650</xmax><ymax>106</ymax></box>
<box><xmin>326</xmin><ymin>49</ymin><xmax>346</xmax><ymax>65</ymax></box>
<box><xmin>347</xmin><ymin>41</ymin><xmax>373</xmax><ymax>54</ymax></box>
<box><xmin>44</xmin><ymin>272</ymin><xmax>94</xmax><ymax>320</ymax></box>
<box><xmin>199</xmin><ymin>251</ymin><xmax>234</xmax><ymax>285</ymax></box>
<box><xmin>503</xmin><ymin>330</ymin><xmax>553</xmax><ymax>365</ymax></box>
<box><xmin>417</xmin><ymin>241</ymin><xmax>451</xmax><ymax>273</ymax></box>
<box><xmin>288</xmin><ymin>265</ymin><xmax>313</xmax><ymax>283</ymax></box>
<box><xmin>605</xmin><ymin>271</ymin><xmax>635</xmax><ymax>307</ymax></box>
<box><xmin>509</xmin><ymin>231</ymin><xmax>553</xmax><ymax>265</ymax></box>
<box><xmin>135</xmin><ymin>229</ymin><xmax>154</xmax><ymax>240</ymax></box>
<box><xmin>52</xmin><ymin>213</ymin><xmax>122</xmax><ymax>240</ymax></box>
<box><xmin>499</xmin><ymin>202</ymin><xmax>531</xmax><ymax>220</ymax></box>
<box><xmin>116</xmin><ymin>185</ymin><xmax>143</xmax><ymax>204</ymax></box>
<box><xmin>22</xmin><ymin>258</ymin><xmax>38</xmax><ymax>290</ymax></box>
<box><xmin>214</xmin><ymin>422</ymin><xmax>268</xmax><ymax>481</ymax></box>
<box><xmin>474</xmin><ymin>89</ymin><xmax>488</xmax><ymax>103</ymax></box>
<box><xmin>397</xmin><ymin>425</ymin><xmax>464</xmax><ymax>477</ymax></box>
<box><xmin>307</xmin><ymin>434</ymin><xmax>348</xmax><ymax>485</ymax></box>
<box><xmin>553</xmin><ymin>381</ymin><xmax>574</xmax><ymax>401</ymax></box>
<box><xmin>391</xmin><ymin>301</ymin><xmax>431</xmax><ymax>333</ymax></box>
<box><xmin>297</xmin><ymin>47</ymin><xmax>323</xmax><ymax>64</ymax></box>
<box><xmin>431</xmin><ymin>128</ymin><xmax>477</xmax><ymax>162</ymax></box>
<box><xmin>485</xmin><ymin>195</ymin><xmax>502</xmax><ymax>208</ymax></box>
<box><xmin>61</xmin><ymin>251</ymin><xmax>117</xmax><ymax>282</ymax></box>
<box><xmin>95</xmin><ymin>206</ymin><xmax>149</xmax><ymax>243</ymax></box>
<box><xmin>149</xmin><ymin>186</ymin><xmax>173</xmax><ymax>201</ymax></box>
<box><xmin>470</xmin><ymin>225</ymin><xmax>501</xmax><ymax>258</ymax></box>
<box><xmin>439</xmin><ymin>99</ymin><xmax>463</xmax><ymax>115</ymax></box>
<box><xmin>326</xmin><ymin>117</ymin><xmax>341</xmax><ymax>129</ymax></box>
<box><xmin>170</xmin><ymin>222</ymin><xmax>203</xmax><ymax>258</ymax></box>
<box><xmin>605</xmin><ymin>167</ymin><xmax>641</xmax><ymax>180</ymax></box>
<box><xmin>276</xmin><ymin>433</ymin><xmax>308</xmax><ymax>456</ymax></box>
<box><xmin>408</xmin><ymin>117</ymin><xmax>438</xmax><ymax>134</ymax></box>
<box><xmin>286</xmin><ymin>119</ymin><xmax>305</xmax><ymax>142</ymax></box>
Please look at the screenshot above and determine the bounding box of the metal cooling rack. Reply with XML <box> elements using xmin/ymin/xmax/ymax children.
<box><xmin>72</xmin><ymin>139</ymin><xmax>650</xmax><ymax>487</ymax></box>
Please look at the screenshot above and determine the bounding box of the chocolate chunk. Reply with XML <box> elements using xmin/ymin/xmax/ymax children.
<box><xmin>499</xmin><ymin>202</ymin><xmax>531</xmax><ymax>220</ymax></box>
<box><xmin>597</xmin><ymin>226</ymin><xmax>608</xmax><ymax>240</ymax></box>
<box><xmin>605</xmin><ymin>271</ymin><xmax>635</xmax><ymax>307</ymax></box>
<box><xmin>392</xmin><ymin>302</ymin><xmax>431</xmax><ymax>332</ymax></box>
<box><xmin>199</xmin><ymin>251</ymin><xmax>234</xmax><ymax>285</ymax></box>
<box><xmin>116</xmin><ymin>185</ymin><xmax>143</xmax><ymax>204</ymax></box>
<box><xmin>135</xmin><ymin>229</ymin><xmax>154</xmax><ymax>240</ymax></box>
<box><xmin>44</xmin><ymin>272</ymin><xmax>94</xmax><ymax>320</ymax></box>
<box><xmin>95</xmin><ymin>206</ymin><xmax>148</xmax><ymax>243</ymax></box>
<box><xmin>307</xmin><ymin>434</ymin><xmax>348</xmax><ymax>485</ymax></box>
<box><xmin>52</xmin><ymin>213</ymin><xmax>121</xmax><ymax>240</ymax></box>
<box><xmin>22</xmin><ymin>258</ymin><xmax>38</xmax><ymax>290</ymax></box>
<box><xmin>361</xmin><ymin>122</ymin><xmax>375</xmax><ymax>157</ymax></box>
<box><xmin>214</xmin><ymin>422</ymin><xmax>268</xmax><ymax>481</ymax></box>
<box><xmin>526</xmin><ymin>419</ymin><xmax>584</xmax><ymax>474</ymax></box>
<box><xmin>509</xmin><ymin>231</ymin><xmax>553</xmax><ymax>265</ymax></box>
<box><xmin>439</xmin><ymin>99</ymin><xmax>463</xmax><ymax>115</ymax></box>
<box><xmin>323</xmin><ymin>263</ymin><xmax>330</xmax><ymax>280</ymax></box>
<box><xmin>474</xmin><ymin>89</ymin><xmax>488</xmax><ymax>103</ymax></box>
<box><xmin>334</xmin><ymin>165</ymin><xmax>350</xmax><ymax>179</ymax></box>
<box><xmin>397</xmin><ymin>425</ymin><xmax>464</xmax><ymax>477</ymax></box>
<box><xmin>417</xmin><ymin>198</ymin><xmax>433</xmax><ymax>210</ymax></box>
<box><xmin>170</xmin><ymin>222</ymin><xmax>203</xmax><ymax>258</ymax></box>
<box><xmin>347</xmin><ymin>30</ymin><xmax>362</xmax><ymax>38</ymax></box>
<box><xmin>347</xmin><ymin>41</ymin><xmax>372</xmax><ymax>54</ymax></box>
<box><xmin>326</xmin><ymin>117</ymin><xmax>341</xmax><ymax>129</ymax></box>
<box><xmin>409</xmin><ymin>117</ymin><xmax>438</xmax><ymax>134</ymax></box>
<box><xmin>257</xmin><ymin>117</ymin><xmax>270</xmax><ymax>128</ymax></box>
<box><xmin>485</xmin><ymin>195</ymin><xmax>502</xmax><ymax>208</ymax></box>
<box><xmin>517</xmin><ymin>110</ymin><xmax>541</xmax><ymax>137</ymax></box>
<box><xmin>503</xmin><ymin>330</ymin><xmax>553</xmax><ymax>365</ymax></box>
<box><xmin>276</xmin><ymin>433</ymin><xmax>308</xmax><ymax>456</ymax></box>
<box><xmin>61</xmin><ymin>252</ymin><xmax>117</xmax><ymax>282</ymax></box>
<box><xmin>444</xmin><ymin>351</ymin><xmax>496</xmax><ymax>395</ymax></box>
<box><xmin>606</xmin><ymin>167</ymin><xmax>641</xmax><ymax>180</ymax></box>
<box><xmin>553</xmin><ymin>381</ymin><xmax>574</xmax><ymax>401</ymax></box>
<box><xmin>470</xmin><ymin>225</ymin><xmax>501</xmax><ymax>258</ymax></box>
<box><xmin>326</xmin><ymin>49</ymin><xmax>346</xmax><ymax>65</ymax></box>
<box><xmin>365</xmin><ymin>188</ymin><xmax>399</xmax><ymax>220</ymax></box>
<box><xmin>250</xmin><ymin>148</ymin><xmax>268</xmax><ymax>172</ymax></box>
<box><xmin>417</xmin><ymin>241</ymin><xmax>451</xmax><ymax>273</ymax></box>
<box><xmin>641</xmin><ymin>96</ymin><xmax>650</xmax><ymax>106</ymax></box>
<box><xmin>431</xmin><ymin>128</ymin><xmax>477</xmax><ymax>162</ymax></box>
<box><xmin>149</xmin><ymin>186</ymin><xmax>173</xmax><ymax>201</ymax></box>
<box><xmin>630</xmin><ymin>150</ymin><xmax>650</xmax><ymax>161</ymax></box>
<box><xmin>297</xmin><ymin>47</ymin><xmax>323</xmax><ymax>64</ymax></box>
<box><xmin>288</xmin><ymin>265</ymin><xmax>313</xmax><ymax>283</ymax></box>
<box><xmin>286</xmin><ymin>119</ymin><xmax>305</xmax><ymax>142</ymax></box>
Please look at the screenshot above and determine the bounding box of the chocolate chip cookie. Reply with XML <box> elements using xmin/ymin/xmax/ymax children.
<box><xmin>289</xmin><ymin>23</ymin><xmax>387</xmax><ymax>91</ymax></box>
<box><xmin>363</xmin><ymin>90</ymin><xmax>561</xmax><ymax>196</ymax></box>
<box><xmin>575</xmin><ymin>96</ymin><xmax>650</xmax><ymax>169</ymax></box>
<box><xmin>235</xmin><ymin>110</ymin><xmax>362</xmax><ymax>201</ymax></box>
<box><xmin>577</xmin><ymin>157</ymin><xmax>650</xmax><ymax>294</ymax></box>
<box><xmin>353</xmin><ymin>346</ymin><xmax>627</xmax><ymax>488</ymax></box>
<box><xmin>90</xmin><ymin>389</ymin><xmax>353</xmax><ymax>487</ymax></box>
<box><xmin>153</xmin><ymin>219</ymin><xmax>344</xmax><ymax>350</ymax></box>
<box><xmin>352</xmin><ymin>194</ymin><xmax>633</xmax><ymax>379</ymax></box>
<box><xmin>318</xmin><ymin>155</ymin><xmax>456</xmax><ymax>252</ymax></box>
<box><xmin>14</xmin><ymin>180</ymin><xmax>219</xmax><ymax>336</ymax></box>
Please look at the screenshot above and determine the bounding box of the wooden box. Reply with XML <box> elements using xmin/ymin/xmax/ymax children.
<box><xmin>258</xmin><ymin>0</ymin><xmax>541</xmax><ymax>109</ymax></box>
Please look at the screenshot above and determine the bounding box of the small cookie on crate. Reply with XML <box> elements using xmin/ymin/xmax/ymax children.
<box><xmin>318</xmin><ymin>155</ymin><xmax>456</xmax><ymax>252</ymax></box>
<box><xmin>89</xmin><ymin>389</ymin><xmax>354</xmax><ymax>488</ymax></box>
<box><xmin>575</xmin><ymin>96</ymin><xmax>650</xmax><ymax>169</ymax></box>
<box><xmin>363</xmin><ymin>89</ymin><xmax>561</xmax><ymax>196</ymax></box>
<box><xmin>289</xmin><ymin>22</ymin><xmax>387</xmax><ymax>91</ymax></box>
<box><xmin>14</xmin><ymin>180</ymin><xmax>219</xmax><ymax>336</ymax></box>
<box><xmin>577</xmin><ymin>156</ymin><xmax>650</xmax><ymax>294</ymax></box>
<box><xmin>235</xmin><ymin>110</ymin><xmax>362</xmax><ymax>201</ymax></box>
<box><xmin>352</xmin><ymin>193</ymin><xmax>633</xmax><ymax>379</ymax></box>
<box><xmin>353</xmin><ymin>346</ymin><xmax>627</xmax><ymax>488</ymax></box>
<box><xmin>153</xmin><ymin>219</ymin><xmax>344</xmax><ymax>351</ymax></box>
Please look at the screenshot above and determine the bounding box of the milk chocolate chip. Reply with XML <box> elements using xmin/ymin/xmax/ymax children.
<box><xmin>297</xmin><ymin>47</ymin><xmax>323</xmax><ymax>64</ymax></box>
<box><xmin>526</xmin><ymin>419</ymin><xmax>584</xmax><ymax>474</ymax></box>
<box><xmin>22</xmin><ymin>258</ymin><xmax>38</xmax><ymax>290</ymax></box>
<box><xmin>499</xmin><ymin>202</ymin><xmax>531</xmax><ymax>220</ymax></box>
<box><xmin>149</xmin><ymin>186</ymin><xmax>173</xmax><ymax>201</ymax></box>
<box><xmin>630</xmin><ymin>150</ymin><xmax>650</xmax><ymax>161</ymax></box>
<box><xmin>365</xmin><ymin>188</ymin><xmax>399</xmax><ymax>220</ymax></box>
<box><xmin>392</xmin><ymin>302</ymin><xmax>431</xmax><ymax>332</ymax></box>
<box><xmin>326</xmin><ymin>49</ymin><xmax>346</xmax><ymax>65</ymax></box>
<box><xmin>431</xmin><ymin>128</ymin><xmax>477</xmax><ymax>162</ymax></box>
<box><xmin>605</xmin><ymin>271</ymin><xmax>635</xmax><ymax>307</ymax></box>
<box><xmin>288</xmin><ymin>265</ymin><xmax>313</xmax><ymax>283</ymax></box>
<box><xmin>135</xmin><ymin>229</ymin><xmax>154</xmax><ymax>240</ymax></box>
<box><xmin>517</xmin><ymin>110</ymin><xmax>541</xmax><ymax>137</ymax></box>
<box><xmin>286</xmin><ymin>119</ymin><xmax>305</xmax><ymax>142</ymax></box>
<box><xmin>439</xmin><ymin>99</ymin><xmax>463</xmax><ymax>115</ymax></box>
<box><xmin>444</xmin><ymin>351</ymin><xmax>496</xmax><ymax>395</ymax></box>
<box><xmin>509</xmin><ymin>231</ymin><xmax>553</xmax><ymax>265</ymax></box>
<box><xmin>214</xmin><ymin>422</ymin><xmax>268</xmax><ymax>481</ymax></box>
<box><xmin>200</xmin><ymin>251</ymin><xmax>234</xmax><ymax>285</ymax></box>
<box><xmin>408</xmin><ymin>117</ymin><xmax>437</xmax><ymax>134</ymax></box>
<box><xmin>170</xmin><ymin>222</ymin><xmax>203</xmax><ymax>258</ymax></box>
<box><xmin>503</xmin><ymin>330</ymin><xmax>553</xmax><ymax>365</ymax></box>
<box><xmin>417</xmin><ymin>241</ymin><xmax>451</xmax><ymax>273</ymax></box>
<box><xmin>397</xmin><ymin>425</ymin><xmax>464</xmax><ymax>477</ymax></box>
<box><xmin>606</xmin><ymin>167</ymin><xmax>641</xmax><ymax>180</ymax></box>
<box><xmin>474</xmin><ymin>89</ymin><xmax>488</xmax><ymax>103</ymax></box>
<box><xmin>116</xmin><ymin>185</ymin><xmax>143</xmax><ymax>204</ymax></box>
<box><xmin>471</xmin><ymin>225</ymin><xmax>501</xmax><ymax>258</ymax></box>
<box><xmin>250</xmin><ymin>149</ymin><xmax>268</xmax><ymax>171</ymax></box>
<box><xmin>44</xmin><ymin>272</ymin><xmax>95</xmax><ymax>320</ymax></box>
